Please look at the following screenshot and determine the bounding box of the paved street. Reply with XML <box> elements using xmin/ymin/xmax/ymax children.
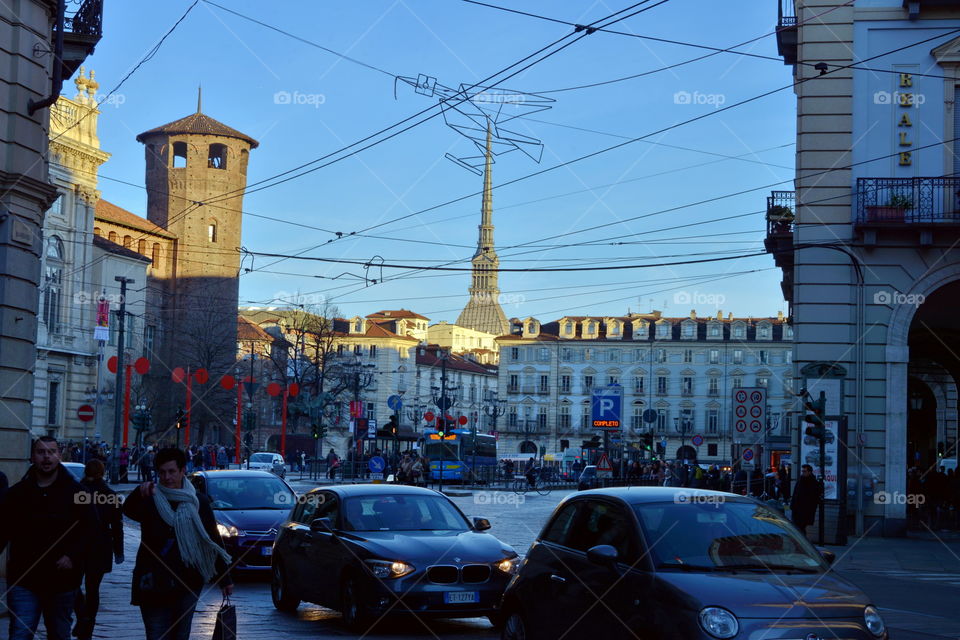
<box><xmin>4</xmin><ymin>482</ymin><xmax>960</xmax><ymax>639</ymax></box>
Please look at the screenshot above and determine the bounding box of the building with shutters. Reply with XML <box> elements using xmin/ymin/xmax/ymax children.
<box><xmin>494</xmin><ymin>311</ymin><xmax>793</xmax><ymax>463</ymax></box>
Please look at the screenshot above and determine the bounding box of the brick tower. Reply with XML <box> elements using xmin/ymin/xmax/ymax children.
<box><xmin>136</xmin><ymin>93</ymin><xmax>257</xmax><ymax>434</ymax></box>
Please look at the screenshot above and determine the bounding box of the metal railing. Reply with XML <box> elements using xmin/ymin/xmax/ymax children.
<box><xmin>856</xmin><ymin>177</ymin><xmax>960</xmax><ymax>224</ymax></box>
<box><xmin>766</xmin><ymin>190</ymin><xmax>795</xmax><ymax>237</ymax></box>
<box><xmin>67</xmin><ymin>0</ymin><xmax>104</xmax><ymax>36</ymax></box>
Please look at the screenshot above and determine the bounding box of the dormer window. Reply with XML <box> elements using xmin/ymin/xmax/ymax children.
<box><xmin>758</xmin><ymin>324</ymin><xmax>771</xmax><ymax>339</ymax></box>
<box><xmin>528</xmin><ymin>322</ymin><xmax>537</xmax><ymax>333</ymax></box>
<box><xmin>587</xmin><ymin>322</ymin><xmax>597</xmax><ymax>336</ymax></box>
<box><xmin>682</xmin><ymin>323</ymin><xmax>695</xmax><ymax>338</ymax></box>
<box><xmin>564</xmin><ymin>322</ymin><xmax>573</xmax><ymax>335</ymax></box>
<box><xmin>354</xmin><ymin>320</ymin><xmax>362</xmax><ymax>332</ymax></box>
<box><xmin>733</xmin><ymin>324</ymin><xmax>745</xmax><ymax>339</ymax></box>
<box><xmin>610</xmin><ymin>322</ymin><xmax>620</xmax><ymax>336</ymax></box>
<box><xmin>656</xmin><ymin>322</ymin><xmax>670</xmax><ymax>339</ymax></box>
<box><xmin>709</xmin><ymin>324</ymin><xmax>720</xmax><ymax>337</ymax></box>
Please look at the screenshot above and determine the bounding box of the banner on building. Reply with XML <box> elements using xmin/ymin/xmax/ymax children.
<box><xmin>93</xmin><ymin>297</ymin><xmax>110</xmax><ymax>341</ymax></box>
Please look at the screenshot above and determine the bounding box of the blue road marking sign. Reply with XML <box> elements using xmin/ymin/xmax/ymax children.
<box><xmin>591</xmin><ymin>386</ymin><xmax>623</xmax><ymax>430</ymax></box>
<box><xmin>387</xmin><ymin>395</ymin><xmax>403</xmax><ymax>411</ymax></box>
<box><xmin>369</xmin><ymin>456</ymin><xmax>386</xmax><ymax>473</ymax></box>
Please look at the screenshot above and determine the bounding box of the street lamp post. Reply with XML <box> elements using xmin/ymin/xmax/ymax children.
<box><xmin>483</xmin><ymin>389</ymin><xmax>506</xmax><ymax>484</ymax></box>
<box><xmin>426</xmin><ymin>346</ymin><xmax>458</xmax><ymax>494</ymax></box>
<box><xmin>84</xmin><ymin>385</ymin><xmax>114</xmax><ymax>464</ymax></box>
<box><xmin>110</xmin><ymin>276</ymin><xmax>134</xmax><ymax>483</ymax></box>
<box><xmin>343</xmin><ymin>357</ymin><xmax>375</xmax><ymax>470</ymax></box>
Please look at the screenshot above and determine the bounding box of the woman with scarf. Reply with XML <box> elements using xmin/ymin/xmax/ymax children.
<box><xmin>123</xmin><ymin>448</ymin><xmax>233</xmax><ymax>640</ymax></box>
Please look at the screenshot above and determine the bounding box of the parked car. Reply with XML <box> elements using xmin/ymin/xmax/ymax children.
<box><xmin>247</xmin><ymin>452</ymin><xmax>286</xmax><ymax>478</ymax></box>
<box><xmin>499</xmin><ymin>487</ymin><xmax>888</xmax><ymax>640</ymax></box>
<box><xmin>271</xmin><ymin>484</ymin><xmax>518</xmax><ymax>631</ymax></box>
<box><xmin>62</xmin><ymin>462</ymin><xmax>85</xmax><ymax>482</ymax></box>
<box><xmin>189</xmin><ymin>470</ymin><xmax>296</xmax><ymax>570</ymax></box>
<box><xmin>577</xmin><ymin>465</ymin><xmax>598</xmax><ymax>491</ymax></box>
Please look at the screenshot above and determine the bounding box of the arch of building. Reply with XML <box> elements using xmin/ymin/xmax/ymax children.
<box><xmin>886</xmin><ymin>265</ymin><xmax>960</xmax><ymax>534</ymax></box>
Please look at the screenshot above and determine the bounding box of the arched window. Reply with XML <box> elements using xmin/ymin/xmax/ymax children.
<box><xmin>208</xmin><ymin>143</ymin><xmax>228</xmax><ymax>170</ymax></box>
<box><xmin>151</xmin><ymin>243</ymin><xmax>161</xmax><ymax>269</ymax></box>
<box><xmin>123</xmin><ymin>235</ymin><xmax>132</xmax><ymax>249</ymax></box>
<box><xmin>93</xmin><ymin>227</ymin><xmax>102</xmax><ymax>237</ymax></box>
<box><xmin>208</xmin><ymin>222</ymin><xmax>217</xmax><ymax>243</ymax></box>
<box><xmin>108</xmin><ymin>231</ymin><xmax>117</xmax><ymax>243</ymax></box>
<box><xmin>137</xmin><ymin>239</ymin><xmax>146</xmax><ymax>255</ymax></box>
<box><xmin>43</xmin><ymin>237</ymin><xmax>64</xmax><ymax>332</ymax></box>
<box><xmin>172</xmin><ymin>141</ymin><xmax>188</xmax><ymax>168</ymax></box>
<box><xmin>564</xmin><ymin>321</ymin><xmax>573</xmax><ymax>335</ymax></box>
<box><xmin>240</xmin><ymin>148</ymin><xmax>249</xmax><ymax>175</ymax></box>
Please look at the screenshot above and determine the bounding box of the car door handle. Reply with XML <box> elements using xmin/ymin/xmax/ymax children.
<box><xmin>550</xmin><ymin>574</ymin><xmax>566</xmax><ymax>583</ymax></box>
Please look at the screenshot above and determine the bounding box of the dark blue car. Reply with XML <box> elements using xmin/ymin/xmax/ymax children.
<box><xmin>189</xmin><ymin>469</ymin><xmax>296</xmax><ymax>571</ymax></box>
<box><xmin>500</xmin><ymin>487</ymin><xmax>888</xmax><ymax>640</ymax></box>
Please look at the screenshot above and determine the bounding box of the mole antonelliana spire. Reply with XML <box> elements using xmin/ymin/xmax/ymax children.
<box><xmin>456</xmin><ymin>120</ymin><xmax>510</xmax><ymax>336</ymax></box>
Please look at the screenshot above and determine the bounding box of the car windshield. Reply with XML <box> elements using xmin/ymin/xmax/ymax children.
<box><xmin>249</xmin><ymin>453</ymin><xmax>275</xmax><ymax>463</ymax></box>
<box><xmin>64</xmin><ymin>465</ymin><xmax>84</xmax><ymax>481</ymax></box>
<box><xmin>633</xmin><ymin>500</ymin><xmax>825</xmax><ymax>572</ymax></box>
<box><xmin>343</xmin><ymin>494</ymin><xmax>470</xmax><ymax>532</ymax></box>
<box><xmin>206</xmin><ymin>476</ymin><xmax>294</xmax><ymax>510</ymax></box>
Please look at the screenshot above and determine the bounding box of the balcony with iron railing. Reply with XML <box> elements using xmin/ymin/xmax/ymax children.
<box><xmin>764</xmin><ymin>190</ymin><xmax>795</xmax><ymax>303</ymax></box>
<box><xmin>62</xmin><ymin>0</ymin><xmax>104</xmax><ymax>79</ymax></box>
<box><xmin>855</xmin><ymin>177</ymin><xmax>960</xmax><ymax>245</ymax></box>
<box><xmin>776</xmin><ymin>0</ymin><xmax>797</xmax><ymax>65</ymax></box>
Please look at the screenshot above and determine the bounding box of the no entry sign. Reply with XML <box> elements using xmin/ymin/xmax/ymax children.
<box><xmin>77</xmin><ymin>405</ymin><xmax>95</xmax><ymax>422</ymax></box>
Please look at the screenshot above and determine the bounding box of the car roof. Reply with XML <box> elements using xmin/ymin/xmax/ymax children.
<box><xmin>190</xmin><ymin>469</ymin><xmax>278</xmax><ymax>478</ymax></box>
<box><xmin>62</xmin><ymin>462</ymin><xmax>84</xmax><ymax>467</ymax></box>
<box><xmin>306</xmin><ymin>484</ymin><xmax>446</xmax><ymax>498</ymax></box>
<box><xmin>570</xmin><ymin>486</ymin><xmax>750</xmax><ymax>504</ymax></box>
<box><xmin>250</xmin><ymin>451</ymin><xmax>282</xmax><ymax>456</ymax></box>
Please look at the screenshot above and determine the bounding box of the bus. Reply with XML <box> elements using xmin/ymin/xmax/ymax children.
<box><xmin>543</xmin><ymin>449</ymin><xmax>585</xmax><ymax>481</ymax></box>
<box><xmin>422</xmin><ymin>429</ymin><xmax>497</xmax><ymax>482</ymax></box>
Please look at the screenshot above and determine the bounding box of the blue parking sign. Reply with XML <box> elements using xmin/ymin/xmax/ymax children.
<box><xmin>591</xmin><ymin>387</ymin><xmax>622</xmax><ymax>429</ymax></box>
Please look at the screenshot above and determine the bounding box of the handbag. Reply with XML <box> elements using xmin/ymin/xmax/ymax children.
<box><xmin>212</xmin><ymin>596</ymin><xmax>237</xmax><ymax>640</ymax></box>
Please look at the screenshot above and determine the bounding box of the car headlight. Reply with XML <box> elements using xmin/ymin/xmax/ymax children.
<box><xmin>699</xmin><ymin>607</ymin><xmax>739</xmax><ymax>639</ymax></box>
<box><xmin>495</xmin><ymin>557</ymin><xmax>519</xmax><ymax>574</ymax></box>
<box><xmin>864</xmin><ymin>605</ymin><xmax>886</xmax><ymax>637</ymax></box>
<box><xmin>364</xmin><ymin>559</ymin><xmax>414</xmax><ymax>579</ymax></box>
<box><xmin>216</xmin><ymin>523</ymin><xmax>241</xmax><ymax>538</ymax></box>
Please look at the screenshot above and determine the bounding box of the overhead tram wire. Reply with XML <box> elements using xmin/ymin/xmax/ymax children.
<box><xmin>108</xmin><ymin>0</ymin><xmax>668</xmax><ymax>306</ymax></box>
<box><xmin>267</xmin><ymin>24</ymin><xmax>960</xmax><ymax>274</ymax></box>
<box><xmin>194</xmin><ymin>0</ymin><xmax>668</xmax><ymax>213</ymax></box>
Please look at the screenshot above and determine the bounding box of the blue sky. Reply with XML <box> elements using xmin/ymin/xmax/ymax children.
<box><xmin>84</xmin><ymin>0</ymin><xmax>796</xmax><ymax>324</ymax></box>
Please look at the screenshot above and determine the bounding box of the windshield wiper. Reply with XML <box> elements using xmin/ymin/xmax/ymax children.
<box><xmin>714</xmin><ymin>563</ymin><xmax>820</xmax><ymax>573</ymax></box>
<box><xmin>657</xmin><ymin>563</ymin><xmax>722</xmax><ymax>571</ymax></box>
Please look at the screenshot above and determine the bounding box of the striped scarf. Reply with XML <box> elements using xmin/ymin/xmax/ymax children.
<box><xmin>153</xmin><ymin>479</ymin><xmax>231</xmax><ymax>582</ymax></box>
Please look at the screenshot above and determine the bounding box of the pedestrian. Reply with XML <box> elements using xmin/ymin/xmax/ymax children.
<box><xmin>73</xmin><ymin>460</ymin><xmax>124</xmax><ymax>640</ymax></box>
<box><xmin>119</xmin><ymin>447</ymin><xmax>130</xmax><ymax>483</ymax></box>
<box><xmin>326</xmin><ymin>448</ymin><xmax>340</xmax><ymax>480</ymax></box>
<box><xmin>216</xmin><ymin>446</ymin><xmax>227</xmax><ymax>470</ymax></box>
<box><xmin>0</xmin><ymin>436</ymin><xmax>96</xmax><ymax>640</ymax></box>
<box><xmin>790</xmin><ymin>464</ymin><xmax>821</xmax><ymax>536</ymax></box>
<box><xmin>122</xmin><ymin>447</ymin><xmax>233</xmax><ymax>640</ymax></box>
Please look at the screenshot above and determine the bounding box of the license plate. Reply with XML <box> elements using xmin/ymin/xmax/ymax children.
<box><xmin>261</xmin><ymin>546</ymin><xmax>273</xmax><ymax>556</ymax></box>
<box><xmin>444</xmin><ymin>591</ymin><xmax>478</xmax><ymax>604</ymax></box>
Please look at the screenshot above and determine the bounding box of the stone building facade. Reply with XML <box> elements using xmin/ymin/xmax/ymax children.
<box><xmin>0</xmin><ymin>0</ymin><xmax>101</xmax><ymax>475</ymax></box>
<box><xmin>771</xmin><ymin>0</ymin><xmax>960</xmax><ymax>536</ymax></box>
<box><xmin>495</xmin><ymin>312</ymin><xmax>793</xmax><ymax>464</ymax></box>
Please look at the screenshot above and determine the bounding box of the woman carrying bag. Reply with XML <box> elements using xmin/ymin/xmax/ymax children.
<box><xmin>123</xmin><ymin>448</ymin><xmax>234</xmax><ymax>640</ymax></box>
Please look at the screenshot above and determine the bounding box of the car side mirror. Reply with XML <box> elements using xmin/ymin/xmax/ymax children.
<box><xmin>587</xmin><ymin>544</ymin><xmax>618</xmax><ymax>568</ymax></box>
<box><xmin>473</xmin><ymin>517</ymin><xmax>492</xmax><ymax>531</ymax></box>
<box><xmin>310</xmin><ymin>517</ymin><xmax>334</xmax><ymax>533</ymax></box>
<box><xmin>819</xmin><ymin>548</ymin><xmax>836</xmax><ymax>566</ymax></box>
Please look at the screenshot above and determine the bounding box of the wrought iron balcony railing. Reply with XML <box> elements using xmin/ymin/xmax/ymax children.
<box><xmin>776</xmin><ymin>0</ymin><xmax>798</xmax><ymax>65</ymax></box>
<box><xmin>856</xmin><ymin>177</ymin><xmax>960</xmax><ymax>225</ymax></box>
<box><xmin>766</xmin><ymin>191</ymin><xmax>795</xmax><ymax>237</ymax></box>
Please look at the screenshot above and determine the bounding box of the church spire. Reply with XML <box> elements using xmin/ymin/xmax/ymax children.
<box><xmin>456</xmin><ymin>119</ymin><xmax>509</xmax><ymax>337</ymax></box>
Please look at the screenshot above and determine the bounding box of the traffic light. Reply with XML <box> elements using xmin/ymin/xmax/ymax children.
<box><xmin>386</xmin><ymin>416</ymin><xmax>398</xmax><ymax>436</ymax></box>
<box><xmin>938</xmin><ymin>441</ymin><xmax>945</xmax><ymax>458</ymax></box>
<box><xmin>641</xmin><ymin>433</ymin><xmax>654</xmax><ymax>452</ymax></box>
<box><xmin>803</xmin><ymin>391</ymin><xmax>827</xmax><ymax>441</ymax></box>
<box><xmin>437</xmin><ymin>417</ymin><xmax>445</xmax><ymax>438</ymax></box>
<box><xmin>312</xmin><ymin>423</ymin><xmax>328</xmax><ymax>440</ymax></box>
<box><xmin>174</xmin><ymin>409</ymin><xmax>185</xmax><ymax>430</ymax></box>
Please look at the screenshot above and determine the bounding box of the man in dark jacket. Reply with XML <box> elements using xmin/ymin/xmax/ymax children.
<box><xmin>0</xmin><ymin>436</ymin><xmax>96</xmax><ymax>640</ymax></box>
<box><xmin>123</xmin><ymin>447</ymin><xmax>233</xmax><ymax>640</ymax></box>
<box><xmin>790</xmin><ymin>464</ymin><xmax>822</xmax><ymax>536</ymax></box>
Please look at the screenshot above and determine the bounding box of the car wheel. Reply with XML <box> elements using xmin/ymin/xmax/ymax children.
<box><xmin>271</xmin><ymin>563</ymin><xmax>299</xmax><ymax>612</ymax></box>
<box><xmin>501</xmin><ymin>610</ymin><xmax>528</xmax><ymax>640</ymax></box>
<box><xmin>340</xmin><ymin>576</ymin><xmax>371</xmax><ymax>631</ymax></box>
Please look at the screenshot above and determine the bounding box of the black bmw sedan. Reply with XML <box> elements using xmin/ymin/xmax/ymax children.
<box><xmin>499</xmin><ymin>487</ymin><xmax>888</xmax><ymax>640</ymax></box>
<box><xmin>270</xmin><ymin>484</ymin><xmax>518</xmax><ymax>630</ymax></box>
<box><xmin>189</xmin><ymin>469</ymin><xmax>296</xmax><ymax>570</ymax></box>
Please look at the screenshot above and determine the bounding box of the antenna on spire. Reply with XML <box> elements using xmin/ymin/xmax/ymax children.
<box><xmin>197</xmin><ymin>85</ymin><xmax>202</xmax><ymax>113</ymax></box>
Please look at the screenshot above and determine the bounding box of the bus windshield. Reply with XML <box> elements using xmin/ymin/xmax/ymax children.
<box><xmin>424</xmin><ymin>441</ymin><xmax>459</xmax><ymax>460</ymax></box>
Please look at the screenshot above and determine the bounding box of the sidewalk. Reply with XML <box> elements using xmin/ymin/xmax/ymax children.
<box><xmin>832</xmin><ymin>532</ymin><xmax>960</xmax><ymax>573</ymax></box>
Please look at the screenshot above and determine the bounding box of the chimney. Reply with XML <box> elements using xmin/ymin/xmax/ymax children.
<box><xmin>716</xmin><ymin>310</ymin><xmax>722</xmax><ymax>320</ymax></box>
<box><xmin>690</xmin><ymin>310</ymin><xmax>697</xmax><ymax>319</ymax></box>
<box><xmin>777</xmin><ymin>310</ymin><xmax>784</xmax><ymax>321</ymax></box>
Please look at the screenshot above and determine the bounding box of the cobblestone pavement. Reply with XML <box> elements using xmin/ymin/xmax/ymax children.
<box><xmin>6</xmin><ymin>482</ymin><xmax>960</xmax><ymax>639</ymax></box>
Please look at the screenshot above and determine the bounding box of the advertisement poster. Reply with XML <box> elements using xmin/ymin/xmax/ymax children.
<box><xmin>799</xmin><ymin>419</ymin><xmax>838</xmax><ymax>500</ymax></box>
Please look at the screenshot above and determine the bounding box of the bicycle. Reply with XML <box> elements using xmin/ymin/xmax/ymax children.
<box><xmin>512</xmin><ymin>476</ymin><xmax>528</xmax><ymax>495</ymax></box>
